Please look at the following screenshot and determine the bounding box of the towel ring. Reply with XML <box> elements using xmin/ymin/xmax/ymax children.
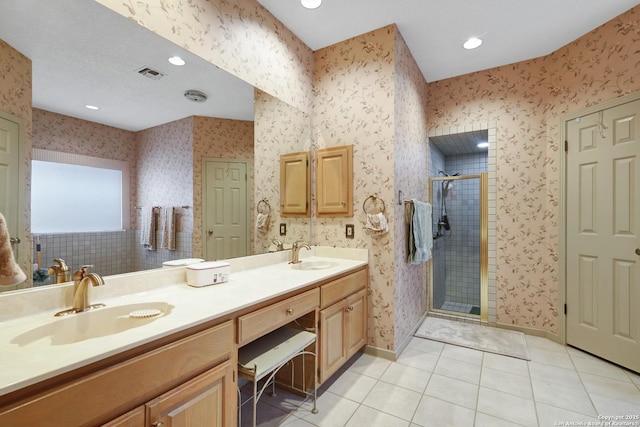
<box><xmin>257</xmin><ymin>198</ymin><xmax>271</xmax><ymax>215</ymax></box>
<box><xmin>363</xmin><ymin>195</ymin><xmax>385</xmax><ymax>214</ymax></box>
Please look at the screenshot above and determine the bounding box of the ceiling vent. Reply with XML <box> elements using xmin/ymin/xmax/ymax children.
<box><xmin>136</xmin><ymin>66</ymin><xmax>165</xmax><ymax>80</ymax></box>
<box><xmin>184</xmin><ymin>90</ymin><xmax>208</xmax><ymax>103</ymax></box>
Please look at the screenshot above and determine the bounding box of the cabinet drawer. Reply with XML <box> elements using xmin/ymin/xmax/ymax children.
<box><xmin>0</xmin><ymin>321</ymin><xmax>234</xmax><ymax>427</ymax></box>
<box><xmin>238</xmin><ymin>288</ymin><xmax>319</xmax><ymax>346</ymax></box>
<box><xmin>320</xmin><ymin>268</ymin><xmax>367</xmax><ymax>308</ymax></box>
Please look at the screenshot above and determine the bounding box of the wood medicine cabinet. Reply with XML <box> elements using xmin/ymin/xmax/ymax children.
<box><xmin>316</xmin><ymin>145</ymin><xmax>353</xmax><ymax>217</ymax></box>
<box><xmin>280</xmin><ymin>151</ymin><xmax>310</xmax><ymax>217</ymax></box>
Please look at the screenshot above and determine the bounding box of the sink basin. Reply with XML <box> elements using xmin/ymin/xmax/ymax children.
<box><xmin>11</xmin><ymin>301</ymin><xmax>173</xmax><ymax>346</ymax></box>
<box><xmin>291</xmin><ymin>260</ymin><xmax>339</xmax><ymax>271</ymax></box>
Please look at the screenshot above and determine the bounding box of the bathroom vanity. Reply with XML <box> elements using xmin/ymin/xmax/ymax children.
<box><xmin>0</xmin><ymin>247</ymin><xmax>368</xmax><ymax>426</ymax></box>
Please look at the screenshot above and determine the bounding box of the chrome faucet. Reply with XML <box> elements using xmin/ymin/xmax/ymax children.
<box><xmin>48</xmin><ymin>258</ymin><xmax>71</xmax><ymax>284</ymax></box>
<box><xmin>54</xmin><ymin>265</ymin><xmax>106</xmax><ymax>316</ymax></box>
<box><xmin>289</xmin><ymin>242</ymin><xmax>311</xmax><ymax>264</ymax></box>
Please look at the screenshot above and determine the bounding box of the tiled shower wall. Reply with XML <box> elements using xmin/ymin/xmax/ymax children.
<box><xmin>443</xmin><ymin>153</ymin><xmax>487</xmax><ymax>306</ymax></box>
<box><xmin>33</xmin><ymin>231</ymin><xmax>193</xmax><ymax>286</ymax></box>
<box><xmin>429</xmin><ymin>145</ymin><xmax>446</xmax><ymax>309</ymax></box>
<box><xmin>429</xmin><ymin>147</ymin><xmax>488</xmax><ymax>308</ymax></box>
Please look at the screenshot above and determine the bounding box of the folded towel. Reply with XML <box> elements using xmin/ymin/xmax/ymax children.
<box><xmin>0</xmin><ymin>212</ymin><xmax>27</xmax><ymax>286</ymax></box>
<box><xmin>256</xmin><ymin>212</ymin><xmax>270</xmax><ymax>233</ymax></box>
<box><xmin>407</xmin><ymin>200</ymin><xmax>433</xmax><ymax>264</ymax></box>
<box><xmin>160</xmin><ymin>207</ymin><xmax>176</xmax><ymax>251</ymax></box>
<box><xmin>140</xmin><ymin>206</ymin><xmax>156</xmax><ymax>251</ymax></box>
<box><xmin>364</xmin><ymin>212</ymin><xmax>389</xmax><ymax>235</ymax></box>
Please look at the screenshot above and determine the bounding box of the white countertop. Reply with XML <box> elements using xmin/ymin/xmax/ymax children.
<box><xmin>0</xmin><ymin>247</ymin><xmax>368</xmax><ymax>396</ymax></box>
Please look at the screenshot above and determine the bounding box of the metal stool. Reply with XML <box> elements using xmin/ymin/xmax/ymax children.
<box><xmin>238</xmin><ymin>327</ymin><xmax>318</xmax><ymax>426</ymax></box>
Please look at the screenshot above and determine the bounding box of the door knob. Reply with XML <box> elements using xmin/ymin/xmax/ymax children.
<box><xmin>9</xmin><ymin>237</ymin><xmax>20</xmax><ymax>245</ymax></box>
<box><xmin>636</xmin><ymin>248</ymin><xmax>640</xmax><ymax>256</ymax></box>
<box><xmin>207</xmin><ymin>229</ymin><xmax>213</xmax><ymax>236</ymax></box>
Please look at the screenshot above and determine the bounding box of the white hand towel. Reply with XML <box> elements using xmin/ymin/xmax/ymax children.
<box><xmin>140</xmin><ymin>206</ymin><xmax>156</xmax><ymax>251</ymax></box>
<box><xmin>364</xmin><ymin>212</ymin><xmax>389</xmax><ymax>235</ymax></box>
<box><xmin>256</xmin><ymin>212</ymin><xmax>270</xmax><ymax>233</ymax></box>
<box><xmin>160</xmin><ymin>207</ymin><xmax>177</xmax><ymax>251</ymax></box>
<box><xmin>0</xmin><ymin>212</ymin><xmax>27</xmax><ymax>286</ymax></box>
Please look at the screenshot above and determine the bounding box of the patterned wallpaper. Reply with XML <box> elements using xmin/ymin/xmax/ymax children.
<box><xmin>427</xmin><ymin>6</ymin><xmax>640</xmax><ymax>333</ymax></box>
<box><xmin>192</xmin><ymin>115</ymin><xmax>254</xmax><ymax>258</ymax></box>
<box><xmin>96</xmin><ymin>0</ymin><xmax>314</xmax><ymax>114</ymax></box>
<box><xmin>313</xmin><ymin>26</ymin><xmax>398</xmax><ymax>350</ymax></box>
<box><xmin>136</xmin><ymin>117</ymin><xmax>194</xmax><ymax>234</ymax></box>
<box><xmin>253</xmin><ymin>89</ymin><xmax>311</xmax><ymax>254</ymax></box>
<box><xmin>392</xmin><ymin>29</ymin><xmax>430</xmax><ymax>350</ymax></box>
<box><xmin>0</xmin><ymin>40</ymin><xmax>32</xmax><ymax>290</ymax></box>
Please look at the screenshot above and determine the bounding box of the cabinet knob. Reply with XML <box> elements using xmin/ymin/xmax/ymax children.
<box><xmin>286</xmin><ymin>308</ymin><xmax>294</xmax><ymax>315</ymax></box>
<box><xmin>151</xmin><ymin>422</ymin><xmax>164</xmax><ymax>427</ymax></box>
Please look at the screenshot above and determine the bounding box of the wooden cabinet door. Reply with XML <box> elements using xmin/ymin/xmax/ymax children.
<box><xmin>319</xmin><ymin>299</ymin><xmax>348</xmax><ymax>383</ymax></box>
<box><xmin>101</xmin><ymin>406</ymin><xmax>145</xmax><ymax>427</ymax></box>
<box><xmin>346</xmin><ymin>289</ymin><xmax>367</xmax><ymax>358</ymax></box>
<box><xmin>280</xmin><ymin>151</ymin><xmax>310</xmax><ymax>217</ymax></box>
<box><xmin>146</xmin><ymin>360</ymin><xmax>236</xmax><ymax>427</ymax></box>
<box><xmin>316</xmin><ymin>145</ymin><xmax>353</xmax><ymax>217</ymax></box>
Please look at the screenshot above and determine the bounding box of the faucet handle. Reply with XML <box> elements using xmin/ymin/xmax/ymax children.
<box><xmin>74</xmin><ymin>264</ymin><xmax>95</xmax><ymax>280</ymax></box>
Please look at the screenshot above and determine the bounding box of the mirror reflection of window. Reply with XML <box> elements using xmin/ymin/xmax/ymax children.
<box><xmin>31</xmin><ymin>149</ymin><xmax>130</xmax><ymax>233</ymax></box>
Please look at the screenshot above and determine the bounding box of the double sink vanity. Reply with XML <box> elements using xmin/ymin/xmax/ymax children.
<box><xmin>0</xmin><ymin>246</ymin><xmax>368</xmax><ymax>426</ymax></box>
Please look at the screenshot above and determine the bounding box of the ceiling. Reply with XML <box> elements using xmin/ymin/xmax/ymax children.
<box><xmin>257</xmin><ymin>0</ymin><xmax>640</xmax><ymax>82</ymax></box>
<box><xmin>430</xmin><ymin>130</ymin><xmax>488</xmax><ymax>156</ymax></box>
<box><xmin>0</xmin><ymin>0</ymin><xmax>638</xmax><ymax>132</ymax></box>
<box><xmin>0</xmin><ymin>0</ymin><xmax>255</xmax><ymax>132</ymax></box>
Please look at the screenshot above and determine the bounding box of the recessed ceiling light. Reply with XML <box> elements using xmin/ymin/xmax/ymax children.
<box><xmin>168</xmin><ymin>56</ymin><xmax>185</xmax><ymax>66</ymax></box>
<box><xmin>301</xmin><ymin>0</ymin><xmax>321</xmax><ymax>9</ymax></box>
<box><xmin>477</xmin><ymin>142</ymin><xmax>489</xmax><ymax>148</ymax></box>
<box><xmin>85</xmin><ymin>105</ymin><xmax>100</xmax><ymax>110</ymax></box>
<box><xmin>463</xmin><ymin>37</ymin><xmax>483</xmax><ymax>50</ymax></box>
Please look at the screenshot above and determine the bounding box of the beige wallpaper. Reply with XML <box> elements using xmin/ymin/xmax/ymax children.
<box><xmin>427</xmin><ymin>5</ymin><xmax>640</xmax><ymax>334</ymax></box>
<box><xmin>0</xmin><ymin>40</ymin><xmax>32</xmax><ymax>289</ymax></box>
<box><xmin>253</xmin><ymin>89</ymin><xmax>311</xmax><ymax>254</ymax></box>
<box><xmin>136</xmin><ymin>117</ymin><xmax>194</xmax><ymax>233</ymax></box>
<box><xmin>392</xmin><ymin>29</ymin><xmax>430</xmax><ymax>350</ymax></box>
<box><xmin>192</xmin><ymin>116</ymin><xmax>254</xmax><ymax>258</ymax></box>
<box><xmin>313</xmin><ymin>26</ymin><xmax>398</xmax><ymax>350</ymax></box>
<box><xmin>96</xmin><ymin>0</ymin><xmax>314</xmax><ymax>114</ymax></box>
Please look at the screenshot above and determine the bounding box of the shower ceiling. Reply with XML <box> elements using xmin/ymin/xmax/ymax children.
<box><xmin>429</xmin><ymin>130</ymin><xmax>488</xmax><ymax>156</ymax></box>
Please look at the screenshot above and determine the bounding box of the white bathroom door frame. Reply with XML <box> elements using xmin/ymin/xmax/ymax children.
<box><xmin>559</xmin><ymin>92</ymin><xmax>640</xmax><ymax>372</ymax></box>
<box><xmin>0</xmin><ymin>110</ymin><xmax>27</xmax><ymax>277</ymax></box>
<box><xmin>202</xmin><ymin>158</ymin><xmax>249</xmax><ymax>261</ymax></box>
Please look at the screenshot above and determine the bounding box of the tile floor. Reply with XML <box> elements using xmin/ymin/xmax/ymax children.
<box><xmin>239</xmin><ymin>334</ymin><xmax>640</xmax><ymax>426</ymax></box>
<box><xmin>439</xmin><ymin>301</ymin><xmax>475</xmax><ymax>314</ymax></box>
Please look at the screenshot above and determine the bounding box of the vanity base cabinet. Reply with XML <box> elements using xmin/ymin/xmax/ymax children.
<box><xmin>318</xmin><ymin>268</ymin><xmax>368</xmax><ymax>384</ymax></box>
<box><xmin>103</xmin><ymin>361</ymin><xmax>235</xmax><ymax>427</ymax></box>
<box><xmin>146</xmin><ymin>359</ymin><xmax>235</xmax><ymax>427</ymax></box>
<box><xmin>0</xmin><ymin>321</ymin><xmax>235</xmax><ymax>427</ymax></box>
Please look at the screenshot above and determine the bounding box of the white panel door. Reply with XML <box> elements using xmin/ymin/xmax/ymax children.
<box><xmin>0</xmin><ymin>115</ymin><xmax>22</xmax><ymax>259</ymax></box>
<box><xmin>566</xmin><ymin>99</ymin><xmax>640</xmax><ymax>372</ymax></box>
<box><xmin>204</xmin><ymin>160</ymin><xmax>248</xmax><ymax>260</ymax></box>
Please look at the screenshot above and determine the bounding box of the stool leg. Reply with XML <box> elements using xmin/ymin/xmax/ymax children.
<box><xmin>252</xmin><ymin>378</ymin><xmax>257</xmax><ymax>427</ymax></box>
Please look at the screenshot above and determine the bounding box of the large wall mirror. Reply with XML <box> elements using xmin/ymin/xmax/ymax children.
<box><xmin>0</xmin><ymin>0</ymin><xmax>310</xmax><ymax>292</ymax></box>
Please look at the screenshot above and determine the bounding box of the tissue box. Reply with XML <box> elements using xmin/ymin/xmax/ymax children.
<box><xmin>186</xmin><ymin>261</ymin><xmax>230</xmax><ymax>287</ymax></box>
